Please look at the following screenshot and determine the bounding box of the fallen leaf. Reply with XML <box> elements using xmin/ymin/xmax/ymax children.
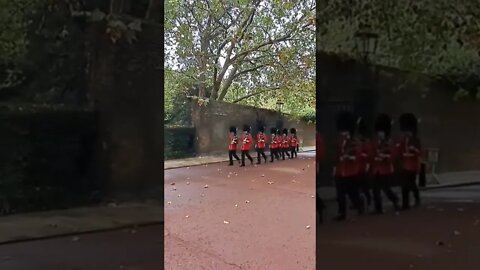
<box><xmin>167</xmin><ymin>201</ymin><xmax>172</xmax><ymax>204</ymax></box>
<box><xmin>245</xmin><ymin>200</ymin><xmax>250</xmax><ymax>203</ymax></box>
<box><xmin>224</xmin><ymin>220</ymin><xmax>230</xmax><ymax>224</ymax></box>
<box><xmin>306</xmin><ymin>225</ymin><xmax>311</xmax><ymax>229</ymax></box>
<box><xmin>268</xmin><ymin>181</ymin><xmax>274</xmax><ymax>184</ymax></box>
<box><xmin>172</xmin><ymin>187</ymin><xmax>177</xmax><ymax>191</ymax></box>
<box><xmin>311</xmin><ymin>195</ymin><xmax>315</xmax><ymax>198</ymax></box>
<box><xmin>178</xmin><ymin>194</ymin><xmax>182</xmax><ymax>197</ymax></box>
<box><xmin>235</xmin><ymin>204</ymin><xmax>238</xmax><ymax>207</ymax></box>
<box><xmin>261</xmin><ymin>174</ymin><xmax>265</xmax><ymax>177</ymax></box>
<box><xmin>187</xmin><ymin>182</ymin><xmax>190</xmax><ymax>185</ymax></box>
<box><xmin>204</xmin><ymin>185</ymin><xmax>209</xmax><ymax>188</ymax></box>
<box><xmin>185</xmin><ymin>215</ymin><xmax>189</xmax><ymax>218</ymax></box>
<box><xmin>171</xmin><ymin>182</ymin><xmax>175</xmax><ymax>185</ymax></box>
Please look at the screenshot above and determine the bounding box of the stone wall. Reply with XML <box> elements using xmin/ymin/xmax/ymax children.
<box><xmin>317</xmin><ymin>52</ymin><xmax>480</xmax><ymax>178</ymax></box>
<box><xmin>191</xmin><ymin>99</ymin><xmax>316</xmax><ymax>156</ymax></box>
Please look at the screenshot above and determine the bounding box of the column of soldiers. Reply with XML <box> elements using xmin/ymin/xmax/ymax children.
<box><xmin>333</xmin><ymin>111</ymin><xmax>422</xmax><ymax>221</ymax></box>
<box><xmin>228</xmin><ymin>125</ymin><xmax>300</xmax><ymax>167</ymax></box>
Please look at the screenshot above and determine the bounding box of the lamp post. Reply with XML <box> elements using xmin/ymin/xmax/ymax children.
<box><xmin>353</xmin><ymin>29</ymin><xmax>379</xmax><ymax>135</ymax></box>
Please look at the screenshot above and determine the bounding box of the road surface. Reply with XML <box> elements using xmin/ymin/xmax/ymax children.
<box><xmin>317</xmin><ymin>184</ymin><xmax>480</xmax><ymax>270</ymax></box>
<box><xmin>164</xmin><ymin>152</ymin><xmax>316</xmax><ymax>270</ymax></box>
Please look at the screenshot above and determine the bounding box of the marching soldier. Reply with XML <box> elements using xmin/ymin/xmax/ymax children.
<box><xmin>240</xmin><ymin>125</ymin><xmax>254</xmax><ymax>167</ymax></box>
<box><xmin>281</xmin><ymin>128</ymin><xmax>291</xmax><ymax>160</ymax></box>
<box><xmin>256</xmin><ymin>126</ymin><xmax>268</xmax><ymax>164</ymax></box>
<box><xmin>290</xmin><ymin>128</ymin><xmax>298</xmax><ymax>158</ymax></box>
<box><xmin>355</xmin><ymin>117</ymin><xmax>373</xmax><ymax>209</ymax></box>
<box><xmin>371</xmin><ymin>114</ymin><xmax>400</xmax><ymax>214</ymax></box>
<box><xmin>396</xmin><ymin>113</ymin><xmax>422</xmax><ymax>209</ymax></box>
<box><xmin>333</xmin><ymin>111</ymin><xmax>364</xmax><ymax>221</ymax></box>
<box><xmin>228</xmin><ymin>126</ymin><xmax>241</xmax><ymax>166</ymax></box>
<box><xmin>269</xmin><ymin>128</ymin><xmax>279</xmax><ymax>162</ymax></box>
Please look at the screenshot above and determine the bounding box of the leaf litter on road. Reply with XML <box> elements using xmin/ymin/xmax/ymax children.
<box><xmin>224</xmin><ymin>220</ymin><xmax>230</xmax><ymax>224</ymax></box>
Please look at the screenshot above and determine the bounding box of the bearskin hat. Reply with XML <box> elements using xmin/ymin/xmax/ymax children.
<box><xmin>270</xmin><ymin>127</ymin><xmax>277</xmax><ymax>134</ymax></box>
<box><xmin>290</xmin><ymin>128</ymin><xmax>297</xmax><ymax>134</ymax></box>
<box><xmin>276</xmin><ymin>128</ymin><xmax>282</xmax><ymax>135</ymax></box>
<box><xmin>229</xmin><ymin>126</ymin><xmax>237</xmax><ymax>133</ymax></box>
<box><xmin>356</xmin><ymin>117</ymin><xmax>369</xmax><ymax>137</ymax></box>
<box><xmin>336</xmin><ymin>111</ymin><xmax>355</xmax><ymax>135</ymax></box>
<box><xmin>374</xmin><ymin>113</ymin><xmax>392</xmax><ymax>137</ymax></box>
<box><xmin>282</xmin><ymin>128</ymin><xmax>288</xmax><ymax>135</ymax></box>
<box><xmin>258</xmin><ymin>126</ymin><xmax>265</xmax><ymax>133</ymax></box>
<box><xmin>243</xmin><ymin>125</ymin><xmax>251</xmax><ymax>132</ymax></box>
<box><xmin>399</xmin><ymin>113</ymin><xmax>418</xmax><ymax>134</ymax></box>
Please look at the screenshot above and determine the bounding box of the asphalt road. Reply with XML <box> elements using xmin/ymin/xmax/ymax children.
<box><xmin>164</xmin><ymin>152</ymin><xmax>316</xmax><ymax>270</ymax></box>
<box><xmin>317</xmin><ymin>184</ymin><xmax>480</xmax><ymax>270</ymax></box>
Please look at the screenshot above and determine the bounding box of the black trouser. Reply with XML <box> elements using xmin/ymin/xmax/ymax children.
<box><xmin>357</xmin><ymin>174</ymin><xmax>372</xmax><ymax>206</ymax></box>
<box><xmin>256</xmin><ymin>148</ymin><xmax>267</xmax><ymax>164</ymax></box>
<box><xmin>290</xmin><ymin>146</ymin><xmax>297</xmax><ymax>158</ymax></box>
<box><xmin>400</xmin><ymin>170</ymin><xmax>420</xmax><ymax>209</ymax></box>
<box><xmin>228</xmin><ymin>150</ymin><xmax>240</xmax><ymax>165</ymax></box>
<box><xmin>336</xmin><ymin>176</ymin><xmax>364</xmax><ymax>218</ymax></box>
<box><xmin>241</xmin><ymin>150</ymin><xmax>253</xmax><ymax>166</ymax></box>
<box><xmin>281</xmin><ymin>148</ymin><xmax>290</xmax><ymax>160</ymax></box>
<box><xmin>270</xmin><ymin>148</ymin><xmax>280</xmax><ymax>162</ymax></box>
<box><xmin>372</xmin><ymin>174</ymin><xmax>399</xmax><ymax>213</ymax></box>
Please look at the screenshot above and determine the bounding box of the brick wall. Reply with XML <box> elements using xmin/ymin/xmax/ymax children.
<box><xmin>191</xmin><ymin>99</ymin><xmax>316</xmax><ymax>156</ymax></box>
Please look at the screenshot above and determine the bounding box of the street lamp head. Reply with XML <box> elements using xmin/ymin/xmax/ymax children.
<box><xmin>276</xmin><ymin>100</ymin><xmax>284</xmax><ymax>112</ymax></box>
<box><xmin>354</xmin><ymin>30</ymin><xmax>379</xmax><ymax>61</ymax></box>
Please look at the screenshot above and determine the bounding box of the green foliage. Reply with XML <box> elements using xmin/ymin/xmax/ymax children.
<box><xmin>164</xmin><ymin>126</ymin><xmax>196</xmax><ymax>160</ymax></box>
<box><xmin>317</xmin><ymin>0</ymin><xmax>480</xmax><ymax>86</ymax></box>
<box><xmin>165</xmin><ymin>0</ymin><xmax>316</xmax><ymax>107</ymax></box>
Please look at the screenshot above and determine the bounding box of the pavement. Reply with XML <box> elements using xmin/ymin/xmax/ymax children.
<box><xmin>164</xmin><ymin>146</ymin><xmax>315</xmax><ymax>170</ymax></box>
<box><xmin>164</xmin><ymin>152</ymin><xmax>316</xmax><ymax>270</ymax></box>
<box><xmin>317</xmin><ymin>185</ymin><xmax>480</xmax><ymax>270</ymax></box>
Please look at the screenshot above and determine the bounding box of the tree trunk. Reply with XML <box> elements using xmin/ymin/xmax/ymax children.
<box><xmin>198</xmin><ymin>34</ymin><xmax>209</xmax><ymax>98</ymax></box>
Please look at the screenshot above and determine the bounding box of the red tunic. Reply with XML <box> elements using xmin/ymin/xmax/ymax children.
<box><xmin>282</xmin><ymin>135</ymin><xmax>290</xmax><ymax>149</ymax></box>
<box><xmin>371</xmin><ymin>138</ymin><xmax>394</xmax><ymax>175</ymax></box>
<box><xmin>335</xmin><ymin>137</ymin><xmax>361</xmax><ymax>178</ymax></box>
<box><xmin>241</xmin><ymin>134</ymin><xmax>253</xmax><ymax>151</ymax></box>
<box><xmin>270</xmin><ymin>134</ymin><xmax>278</xmax><ymax>149</ymax></box>
<box><xmin>357</xmin><ymin>139</ymin><xmax>372</xmax><ymax>175</ymax></box>
<box><xmin>256</xmin><ymin>133</ymin><xmax>267</xmax><ymax>149</ymax></box>
<box><xmin>290</xmin><ymin>135</ymin><xmax>298</xmax><ymax>147</ymax></box>
<box><xmin>395</xmin><ymin>135</ymin><xmax>422</xmax><ymax>172</ymax></box>
<box><xmin>228</xmin><ymin>134</ymin><xmax>238</xmax><ymax>151</ymax></box>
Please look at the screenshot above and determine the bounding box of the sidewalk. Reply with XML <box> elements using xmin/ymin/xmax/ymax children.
<box><xmin>318</xmin><ymin>170</ymin><xmax>480</xmax><ymax>202</ymax></box>
<box><xmin>164</xmin><ymin>146</ymin><xmax>316</xmax><ymax>170</ymax></box>
<box><xmin>0</xmin><ymin>202</ymin><xmax>163</xmax><ymax>245</ymax></box>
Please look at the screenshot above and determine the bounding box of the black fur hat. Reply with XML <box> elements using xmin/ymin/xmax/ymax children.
<box><xmin>243</xmin><ymin>125</ymin><xmax>251</xmax><ymax>132</ymax></box>
<box><xmin>374</xmin><ymin>114</ymin><xmax>392</xmax><ymax>137</ymax></box>
<box><xmin>399</xmin><ymin>113</ymin><xmax>418</xmax><ymax>134</ymax></box>
<box><xmin>229</xmin><ymin>126</ymin><xmax>237</xmax><ymax>133</ymax></box>
<box><xmin>259</xmin><ymin>126</ymin><xmax>265</xmax><ymax>133</ymax></box>
<box><xmin>276</xmin><ymin>128</ymin><xmax>281</xmax><ymax>135</ymax></box>
<box><xmin>270</xmin><ymin>127</ymin><xmax>276</xmax><ymax>134</ymax></box>
<box><xmin>290</xmin><ymin>128</ymin><xmax>296</xmax><ymax>134</ymax></box>
<box><xmin>282</xmin><ymin>128</ymin><xmax>288</xmax><ymax>135</ymax></box>
<box><xmin>356</xmin><ymin>117</ymin><xmax>368</xmax><ymax>137</ymax></box>
<box><xmin>336</xmin><ymin>111</ymin><xmax>355</xmax><ymax>134</ymax></box>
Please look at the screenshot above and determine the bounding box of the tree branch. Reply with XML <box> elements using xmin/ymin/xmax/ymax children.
<box><xmin>232</xmin><ymin>64</ymin><xmax>267</xmax><ymax>80</ymax></box>
<box><xmin>232</xmin><ymin>87</ymin><xmax>281</xmax><ymax>103</ymax></box>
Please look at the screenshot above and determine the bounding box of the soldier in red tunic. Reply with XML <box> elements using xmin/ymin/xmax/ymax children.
<box><xmin>255</xmin><ymin>126</ymin><xmax>267</xmax><ymax>164</ymax></box>
<box><xmin>371</xmin><ymin>114</ymin><xmax>400</xmax><ymax>214</ymax></box>
<box><xmin>281</xmin><ymin>128</ymin><xmax>291</xmax><ymax>160</ymax></box>
<box><xmin>240</xmin><ymin>125</ymin><xmax>254</xmax><ymax>167</ymax></box>
<box><xmin>289</xmin><ymin>128</ymin><xmax>298</xmax><ymax>158</ymax></box>
<box><xmin>334</xmin><ymin>112</ymin><xmax>364</xmax><ymax>221</ymax></box>
<box><xmin>396</xmin><ymin>113</ymin><xmax>422</xmax><ymax>209</ymax></box>
<box><xmin>355</xmin><ymin>117</ymin><xmax>373</xmax><ymax>209</ymax></box>
<box><xmin>269</xmin><ymin>128</ymin><xmax>279</xmax><ymax>162</ymax></box>
<box><xmin>228</xmin><ymin>126</ymin><xmax>241</xmax><ymax>166</ymax></box>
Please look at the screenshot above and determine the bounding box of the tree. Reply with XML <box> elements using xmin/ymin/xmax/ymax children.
<box><xmin>165</xmin><ymin>0</ymin><xmax>315</xmax><ymax>102</ymax></box>
<box><xmin>317</xmin><ymin>0</ymin><xmax>480</xmax><ymax>91</ymax></box>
